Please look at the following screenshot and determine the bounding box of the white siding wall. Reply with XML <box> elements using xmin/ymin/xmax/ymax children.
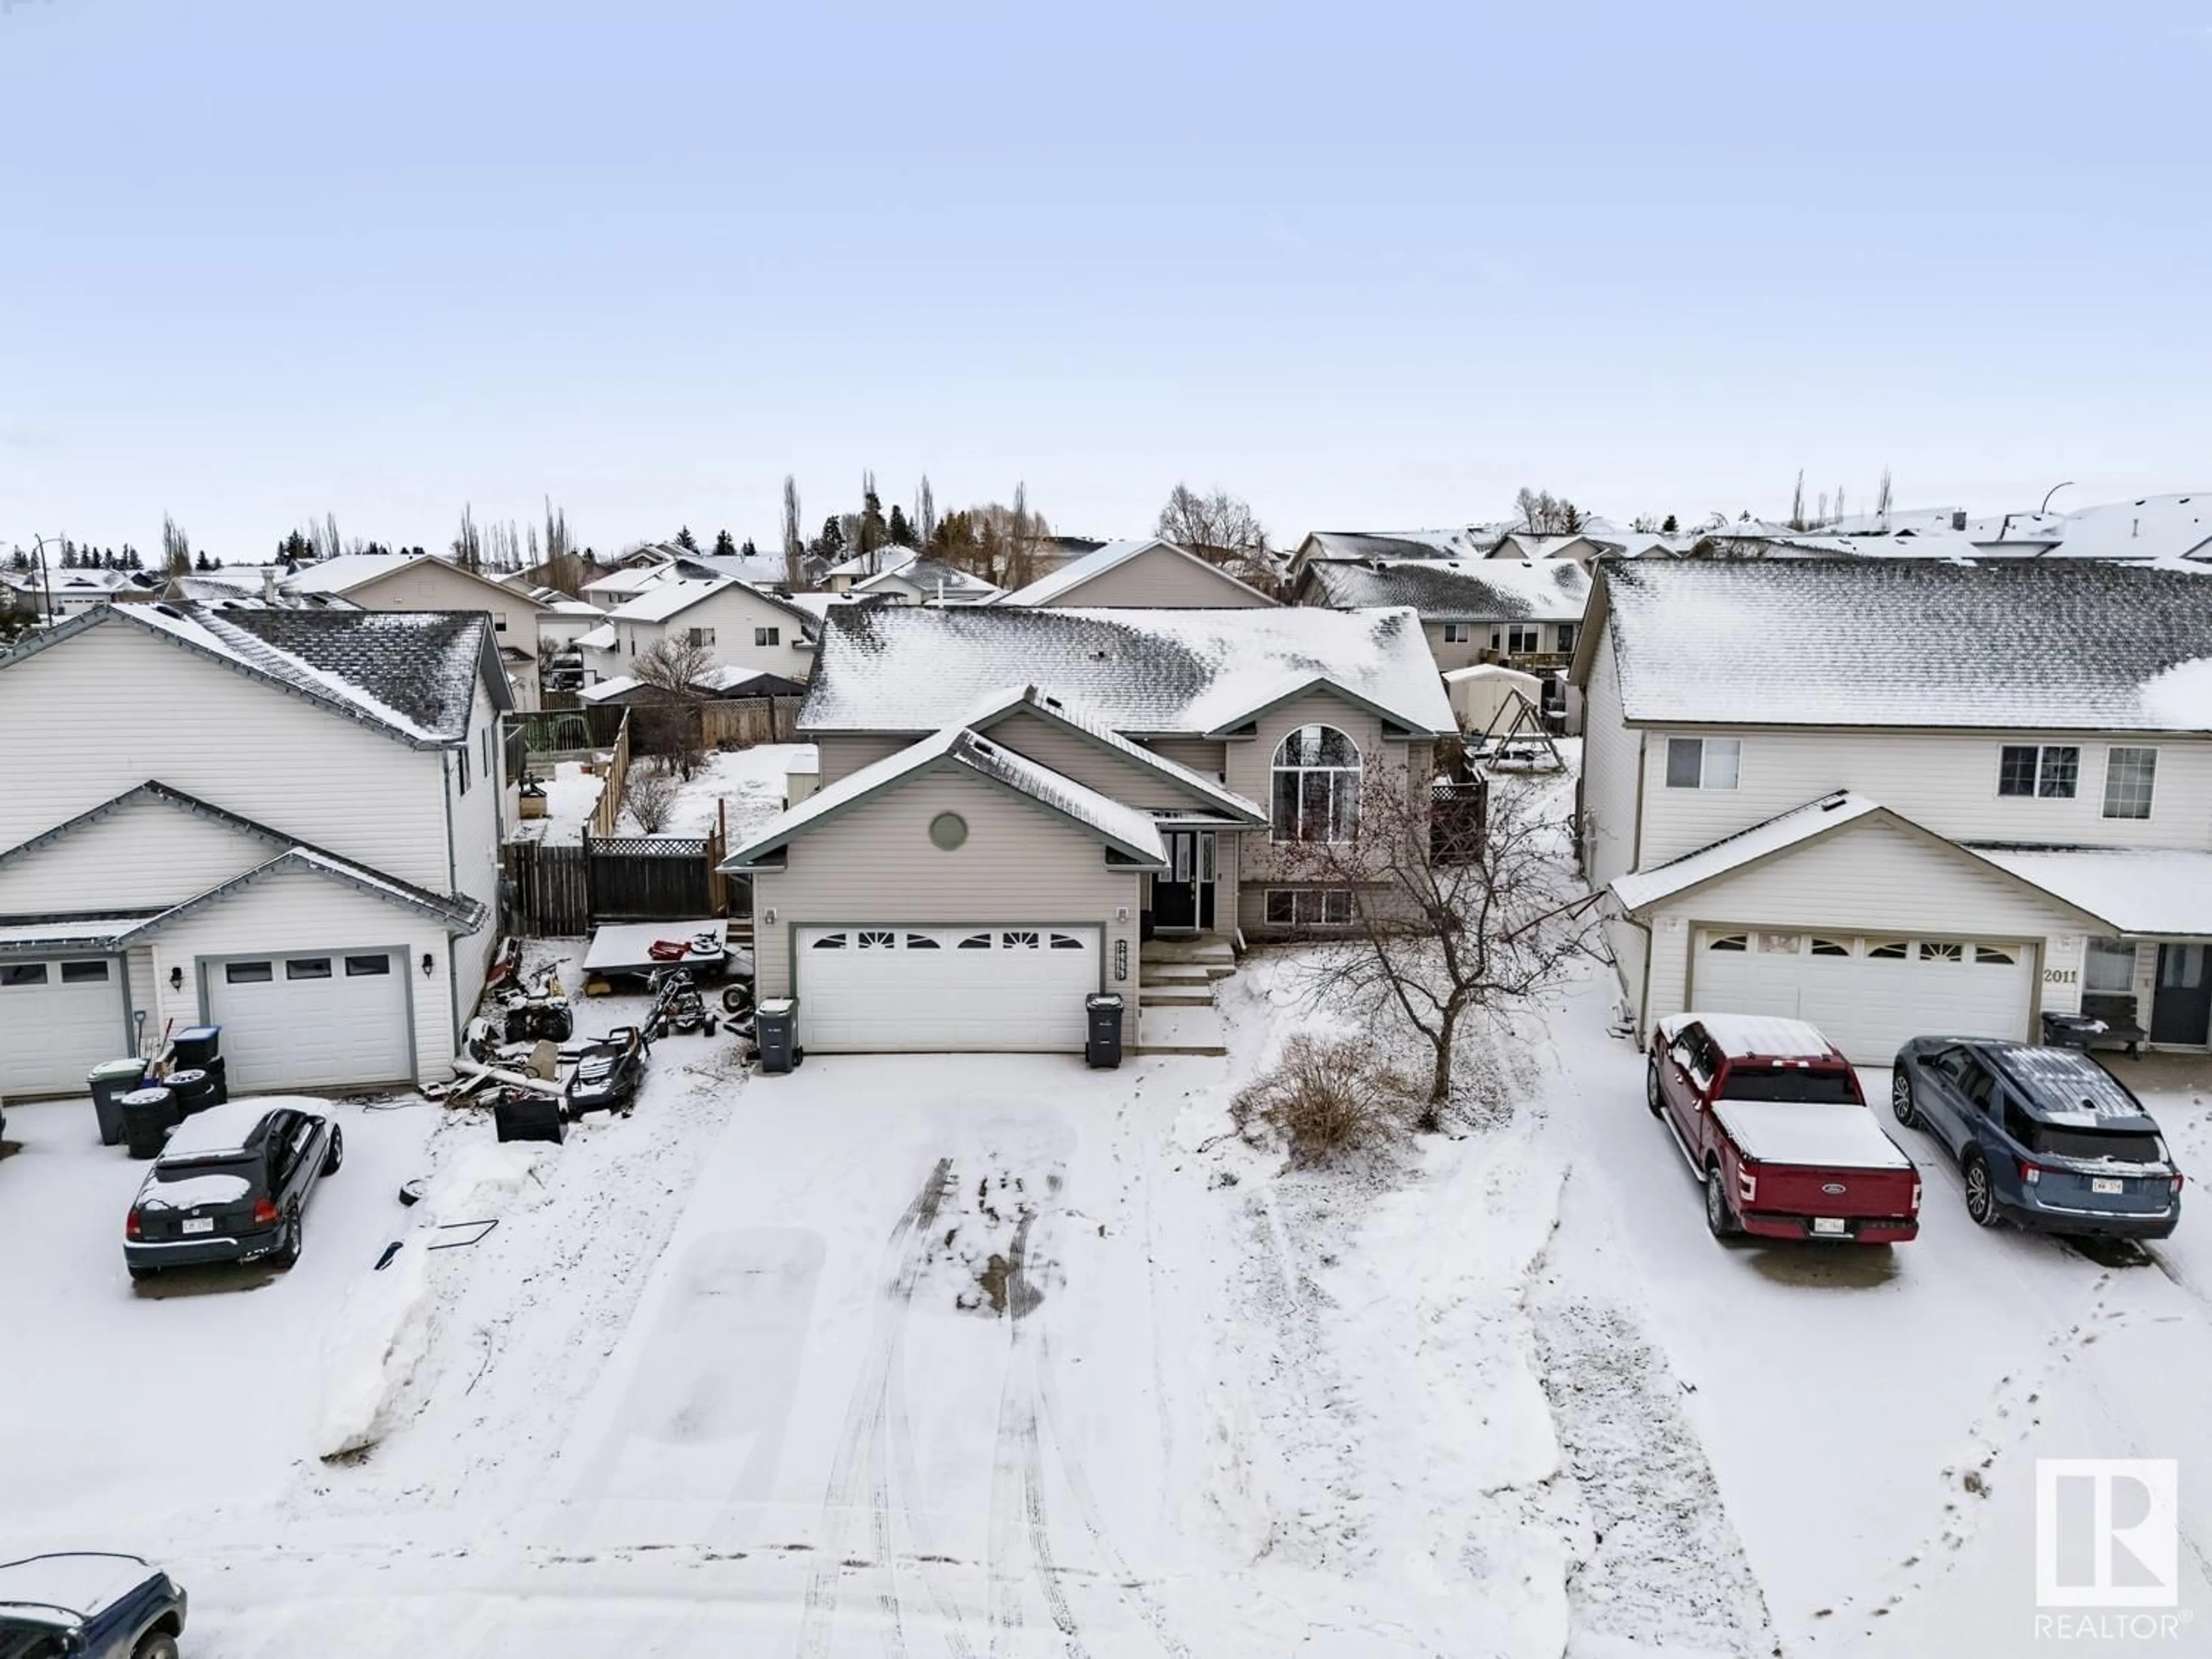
<box><xmin>1580</xmin><ymin>634</ymin><xmax>1643</xmax><ymax>891</ymax></box>
<box><xmin>0</xmin><ymin>622</ymin><xmax>452</xmax><ymax>892</ymax></box>
<box><xmin>138</xmin><ymin>867</ymin><xmax>454</xmax><ymax>1082</ymax></box>
<box><xmin>1039</xmin><ymin>547</ymin><xmax>1274</xmax><ymax>608</ymax></box>
<box><xmin>0</xmin><ymin>799</ymin><xmax>273</xmax><ymax>914</ymax></box>
<box><xmin>448</xmin><ymin>679</ymin><xmax>505</xmax><ymax>1029</ymax></box>
<box><xmin>345</xmin><ymin>562</ymin><xmax>537</xmax><ymax>640</ymax></box>
<box><xmin>752</xmin><ymin>771</ymin><xmax>1142</xmax><ymax>1044</ymax></box>
<box><xmin>814</xmin><ymin>734</ymin><xmax>915</xmax><ymax>786</ymax></box>
<box><xmin>1638</xmin><ymin>729</ymin><xmax>2212</xmax><ymax>865</ymax></box>
<box><xmin>1638</xmin><ymin>817</ymin><xmax>2089</xmax><ymax>1039</ymax></box>
<box><xmin>622</xmin><ymin>587</ymin><xmax>815</xmax><ymax>681</ymax></box>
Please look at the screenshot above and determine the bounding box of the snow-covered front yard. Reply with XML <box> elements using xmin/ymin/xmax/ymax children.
<box><xmin>4</xmin><ymin>819</ymin><xmax>2208</xmax><ymax>1655</ymax></box>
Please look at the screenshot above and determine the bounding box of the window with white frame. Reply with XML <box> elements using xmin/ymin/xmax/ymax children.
<box><xmin>755</xmin><ymin>626</ymin><xmax>779</xmax><ymax>647</ymax></box>
<box><xmin>1441</xmin><ymin>622</ymin><xmax>1472</xmax><ymax>643</ymax></box>
<box><xmin>1264</xmin><ymin>888</ymin><xmax>1354</xmax><ymax>926</ymax></box>
<box><xmin>1555</xmin><ymin>621</ymin><xmax>1578</xmax><ymax>653</ymax></box>
<box><xmin>1998</xmin><ymin>744</ymin><xmax>2078</xmax><ymax>798</ymax></box>
<box><xmin>2086</xmin><ymin>938</ymin><xmax>2138</xmax><ymax>993</ymax></box>
<box><xmin>1506</xmin><ymin>623</ymin><xmax>1541</xmax><ymax>654</ymax></box>
<box><xmin>2103</xmin><ymin>747</ymin><xmax>2157</xmax><ymax>819</ymax></box>
<box><xmin>687</xmin><ymin>626</ymin><xmax>715</xmax><ymax>647</ymax></box>
<box><xmin>1664</xmin><ymin>736</ymin><xmax>1740</xmax><ymax>790</ymax></box>
<box><xmin>1271</xmin><ymin>724</ymin><xmax>1362</xmax><ymax>842</ymax></box>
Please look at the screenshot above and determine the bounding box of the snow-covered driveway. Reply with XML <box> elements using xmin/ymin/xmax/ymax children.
<box><xmin>1541</xmin><ymin>972</ymin><xmax>2212</xmax><ymax>1657</ymax></box>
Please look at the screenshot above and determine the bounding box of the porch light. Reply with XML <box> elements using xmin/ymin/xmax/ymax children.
<box><xmin>168</xmin><ymin>965</ymin><xmax>184</xmax><ymax>991</ymax></box>
<box><xmin>421</xmin><ymin>953</ymin><xmax>435</xmax><ymax>976</ymax></box>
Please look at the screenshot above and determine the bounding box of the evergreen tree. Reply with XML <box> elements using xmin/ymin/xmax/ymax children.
<box><xmin>740</xmin><ymin>537</ymin><xmax>759</xmax><ymax>558</ymax></box>
<box><xmin>195</xmin><ymin>551</ymin><xmax>214</xmax><ymax>572</ymax></box>
<box><xmin>124</xmin><ymin>546</ymin><xmax>143</xmax><ymax>570</ymax></box>
<box><xmin>1661</xmin><ymin>513</ymin><xmax>1678</xmax><ymax>535</ymax></box>
<box><xmin>711</xmin><ymin>528</ymin><xmax>736</xmax><ymax>556</ymax></box>
<box><xmin>809</xmin><ymin>516</ymin><xmax>847</xmax><ymax>560</ymax></box>
<box><xmin>888</xmin><ymin>505</ymin><xmax>916</xmax><ymax>548</ymax></box>
<box><xmin>9</xmin><ymin>549</ymin><xmax>28</xmax><ymax>572</ymax></box>
<box><xmin>674</xmin><ymin>525</ymin><xmax>699</xmax><ymax>552</ymax></box>
<box><xmin>59</xmin><ymin>543</ymin><xmax>77</xmax><ymax>570</ymax></box>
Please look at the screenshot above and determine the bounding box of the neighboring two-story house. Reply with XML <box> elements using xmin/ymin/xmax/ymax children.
<box><xmin>824</xmin><ymin>551</ymin><xmax>1002</xmax><ymax>606</ymax></box>
<box><xmin>719</xmin><ymin>604</ymin><xmax>1453</xmax><ymax>1055</ymax></box>
<box><xmin>995</xmin><ymin>538</ymin><xmax>1277</xmax><ymax>609</ymax></box>
<box><xmin>0</xmin><ymin>603</ymin><xmax>510</xmax><ymax>1098</ymax></box>
<box><xmin>577</xmin><ymin>578</ymin><xmax>820</xmax><ymax>688</ymax></box>
<box><xmin>1574</xmin><ymin>559</ymin><xmax>2212</xmax><ymax>1061</ymax></box>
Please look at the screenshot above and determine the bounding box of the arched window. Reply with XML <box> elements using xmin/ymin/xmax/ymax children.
<box><xmin>1271</xmin><ymin>725</ymin><xmax>1362</xmax><ymax>843</ymax></box>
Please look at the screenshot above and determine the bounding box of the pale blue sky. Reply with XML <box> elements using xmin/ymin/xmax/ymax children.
<box><xmin>3</xmin><ymin>0</ymin><xmax>2207</xmax><ymax>560</ymax></box>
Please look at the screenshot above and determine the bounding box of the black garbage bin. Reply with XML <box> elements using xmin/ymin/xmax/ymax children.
<box><xmin>1085</xmin><ymin>993</ymin><xmax>1124</xmax><ymax>1070</ymax></box>
<box><xmin>167</xmin><ymin>1067</ymin><xmax>218</xmax><ymax>1119</ymax></box>
<box><xmin>493</xmin><ymin>1088</ymin><xmax>566</xmax><ymax>1145</ymax></box>
<box><xmin>756</xmin><ymin>997</ymin><xmax>800</xmax><ymax>1074</ymax></box>
<box><xmin>202</xmin><ymin>1054</ymin><xmax>229</xmax><ymax>1105</ymax></box>
<box><xmin>87</xmin><ymin>1058</ymin><xmax>149</xmax><ymax>1147</ymax></box>
<box><xmin>172</xmin><ymin>1025</ymin><xmax>222</xmax><ymax>1070</ymax></box>
<box><xmin>119</xmin><ymin>1085</ymin><xmax>177</xmax><ymax>1160</ymax></box>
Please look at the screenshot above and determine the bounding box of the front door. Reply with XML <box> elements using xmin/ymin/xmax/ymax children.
<box><xmin>1150</xmin><ymin>831</ymin><xmax>1215</xmax><ymax>931</ymax></box>
<box><xmin>2152</xmin><ymin>944</ymin><xmax>2211</xmax><ymax>1044</ymax></box>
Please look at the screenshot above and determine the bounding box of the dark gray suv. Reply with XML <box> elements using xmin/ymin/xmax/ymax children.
<box><xmin>1891</xmin><ymin>1039</ymin><xmax>2183</xmax><ymax>1238</ymax></box>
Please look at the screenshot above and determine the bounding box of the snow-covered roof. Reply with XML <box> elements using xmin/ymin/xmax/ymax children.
<box><xmin>578</xmin><ymin>675</ymin><xmax>642</xmax><ymax>704</ymax></box>
<box><xmin>1592</xmin><ymin>558</ymin><xmax>2212</xmax><ymax>731</ymax></box>
<box><xmin>608</xmin><ymin>577</ymin><xmax>735</xmax><ymax>624</ymax></box>
<box><xmin>276</xmin><ymin>552</ymin><xmax>420</xmax><ymax>594</ymax></box>
<box><xmin>669</xmin><ymin>550</ymin><xmax>792</xmax><ymax>588</ymax></box>
<box><xmin>721</xmin><ymin>724</ymin><xmax>1168</xmax><ymax>870</ymax></box>
<box><xmin>852</xmin><ymin>553</ymin><xmax>999</xmax><ymax>599</ymax></box>
<box><xmin>1301</xmin><ymin>558</ymin><xmax>1589</xmax><ymax>621</ymax></box>
<box><xmin>1976</xmin><ymin>494</ymin><xmax>2212</xmax><ymax>562</ymax></box>
<box><xmin>2</xmin><ymin>602</ymin><xmax>503</xmax><ymax>746</ymax></box>
<box><xmin>1612</xmin><ymin>792</ymin><xmax>1881</xmax><ymax>911</ymax></box>
<box><xmin>801</xmin><ymin>604</ymin><xmax>1455</xmax><ymax>737</ymax></box>
<box><xmin>581</xmin><ymin>565</ymin><xmax>676</xmax><ymax>599</ymax></box>
<box><xmin>575</xmin><ymin>622</ymin><xmax>617</xmax><ymax>652</ymax></box>
<box><xmin>995</xmin><ymin>538</ymin><xmax>1268</xmax><ymax>608</ymax></box>
<box><xmin>1965</xmin><ymin>847</ymin><xmax>2212</xmax><ymax>936</ymax></box>
<box><xmin>1300</xmin><ymin>527</ymin><xmax>1505</xmax><ymax>565</ymax></box>
<box><xmin>966</xmin><ymin>684</ymin><xmax>1267</xmax><ymax>821</ymax></box>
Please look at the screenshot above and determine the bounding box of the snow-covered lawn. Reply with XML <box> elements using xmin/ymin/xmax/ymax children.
<box><xmin>620</xmin><ymin>743</ymin><xmax>805</xmax><ymax>840</ymax></box>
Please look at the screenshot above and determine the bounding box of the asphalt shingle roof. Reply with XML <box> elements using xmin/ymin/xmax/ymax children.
<box><xmin>1303</xmin><ymin>558</ymin><xmax>1590</xmax><ymax>620</ymax></box>
<box><xmin>1596</xmin><ymin>558</ymin><xmax>2212</xmax><ymax>730</ymax></box>
<box><xmin>800</xmin><ymin>604</ymin><xmax>1454</xmax><ymax>737</ymax></box>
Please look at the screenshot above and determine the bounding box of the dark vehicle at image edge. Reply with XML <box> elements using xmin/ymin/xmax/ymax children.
<box><xmin>0</xmin><ymin>1551</ymin><xmax>187</xmax><ymax>1658</ymax></box>
<box><xmin>123</xmin><ymin>1099</ymin><xmax>343</xmax><ymax>1278</ymax></box>
<box><xmin>1891</xmin><ymin>1037</ymin><xmax>2185</xmax><ymax>1238</ymax></box>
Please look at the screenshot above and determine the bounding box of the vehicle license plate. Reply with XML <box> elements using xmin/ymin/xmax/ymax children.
<box><xmin>1810</xmin><ymin>1217</ymin><xmax>1848</xmax><ymax>1235</ymax></box>
<box><xmin>2092</xmin><ymin>1178</ymin><xmax>2124</xmax><ymax>1195</ymax></box>
<box><xmin>183</xmin><ymin>1217</ymin><xmax>215</xmax><ymax>1234</ymax></box>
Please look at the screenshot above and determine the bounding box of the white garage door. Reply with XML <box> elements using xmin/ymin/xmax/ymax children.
<box><xmin>796</xmin><ymin>926</ymin><xmax>1101</xmax><ymax>1052</ymax></box>
<box><xmin>206</xmin><ymin>950</ymin><xmax>412</xmax><ymax>1091</ymax></box>
<box><xmin>0</xmin><ymin>956</ymin><xmax>127</xmax><ymax>1096</ymax></box>
<box><xmin>1691</xmin><ymin>929</ymin><xmax>2034</xmax><ymax>1064</ymax></box>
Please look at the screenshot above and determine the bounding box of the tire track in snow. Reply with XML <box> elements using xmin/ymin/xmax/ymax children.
<box><xmin>796</xmin><ymin>1156</ymin><xmax>953</xmax><ymax>1659</ymax></box>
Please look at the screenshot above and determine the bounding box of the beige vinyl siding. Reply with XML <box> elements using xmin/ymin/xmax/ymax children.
<box><xmin>343</xmin><ymin>562</ymin><xmax>543</xmax><ymax>637</ymax></box>
<box><xmin>813</xmin><ymin>734</ymin><xmax>914</xmax><ymax>786</ymax></box>
<box><xmin>1422</xmin><ymin>622</ymin><xmax>1483</xmax><ymax>674</ymax></box>
<box><xmin>1638</xmin><ymin>816</ymin><xmax>2088</xmax><ymax>1039</ymax></box>
<box><xmin>1580</xmin><ymin>634</ymin><xmax>1643</xmax><ymax>890</ymax></box>
<box><xmin>753</xmin><ymin>771</ymin><xmax>1142</xmax><ymax>1044</ymax></box>
<box><xmin>985</xmin><ymin>711</ymin><xmax>1239</xmax><ymax>810</ymax></box>
<box><xmin>1141</xmin><ymin>737</ymin><xmax>1228</xmax><ymax>777</ymax></box>
<box><xmin>138</xmin><ymin>866</ymin><xmax>454</xmax><ymax>1082</ymax></box>
<box><xmin>1040</xmin><ymin>546</ymin><xmax>1275</xmax><ymax>608</ymax></box>
<box><xmin>0</xmin><ymin>620</ymin><xmax>454</xmax><ymax>893</ymax></box>
<box><xmin>1638</xmin><ymin>728</ymin><xmax>2212</xmax><ymax>865</ymax></box>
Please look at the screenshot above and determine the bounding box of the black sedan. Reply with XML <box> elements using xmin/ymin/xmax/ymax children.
<box><xmin>124</xmin><ymin>1099</ymin><xmax>343</xmax><ymax>1279</ymax></box>
<box><xmin>1890</xmin><ymin>1037</ymin><xmax>2183</xmax><ymax>1237</ymax></box>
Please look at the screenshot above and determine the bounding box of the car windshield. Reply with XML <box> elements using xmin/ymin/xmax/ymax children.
<box><xmin>2028</xmin><ymin>1124</ymin><xmax>2166</xmax><ymax>1165</ymax></box>
<box><xmin>1720</xmin><ymin>1068</ymin><xmax>1860</xmax><ymax>1105</ymax></box>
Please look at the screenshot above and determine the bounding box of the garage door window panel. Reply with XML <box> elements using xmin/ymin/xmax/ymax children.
<box><xmin>59</xmin><ymin>960</ymin><xmax>110</xmax><ymax>983</ymax></box>
<box><xmin>2</xmin><ymin>964</ymin><xmax>49</xmax><ymax>987</ymax></box>
<box><xmin>225</xmin><ymin>961</ymin><xmax>274</xmax><ymax>984</ymax></box>
<box><xmin>286</xmin><ymin>957</ymin><xmax>333</xmax><ymax>980</ymax></box>
<box><xmin>957</xmin><ymin>933</ymin><xmax>993</xmax><ymax>949</ymax></box>
<box><xmin>346</xmin><ymin>955</ymin><xmax>391</xmax><ymax>976</ymax></box>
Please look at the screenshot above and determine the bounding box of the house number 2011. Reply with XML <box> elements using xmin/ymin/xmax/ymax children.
<box><xmin>2043</xmin><ymin>968</ymin><xmax>2078</xmax><ymax>985</ymax></box>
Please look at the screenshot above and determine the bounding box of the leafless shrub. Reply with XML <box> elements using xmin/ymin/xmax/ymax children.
<box><xmin>1231</xmin><ymin>1033</ymin><xmax>1422</xmax><ymax>1163</ymax></box>
<box><xmin>624</xmin><ymin>767</ymin><xmax>679</xmax><ymax>833</ymax></box>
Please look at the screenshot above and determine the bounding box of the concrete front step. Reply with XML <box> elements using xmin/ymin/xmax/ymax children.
<box><xmin>1139</xmin><ymin>937</ymin><xmax>1236</xmax><ymax>967</ymax></box>
<box><xmin>1136</xmin><ymin>1003</ymin><xmax>1230</xmax><ymax>1057</ymax></box>
<box><xmin>1139</xmin><ymin>984</ymin><xmax>1215</xmax><ymax>1007</ymax></box>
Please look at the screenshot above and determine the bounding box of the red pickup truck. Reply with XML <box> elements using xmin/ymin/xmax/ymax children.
<box><xmin>1647</xmin><ymin>1013</ymin><xmax>1922</xmax><ymax>1244</ymax></box>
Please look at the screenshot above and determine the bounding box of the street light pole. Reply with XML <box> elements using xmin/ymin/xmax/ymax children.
<box><xmin>29</xmin><ymin>532</ymin><xmax>62</xmax><ymax>623</ymax></box>
<box><xmin>2039</xmin><ymin>480</ymin><xmax>2076</xmax><ymax>518</ymax></box>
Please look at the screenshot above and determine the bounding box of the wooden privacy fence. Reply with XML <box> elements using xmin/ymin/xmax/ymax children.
<box><xmin>699</xmin><ymin>697</ymin><xmax>805</xmax><ymax>749</ymax></box>
<box><xmin>501</xmin><ymin>823</ymin><xmax>726</xmax><ymax>936</ymax></box>
<box><xmin>590</xmin><ymin>714</ymin><xmax>632</xmax><ymax>838</ymax></box>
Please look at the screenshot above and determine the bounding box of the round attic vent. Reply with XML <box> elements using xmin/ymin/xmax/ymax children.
<box><xmin>930</xmin><ymin>812</ymin><xmax>968</xmax><ymax>851</ymax></box>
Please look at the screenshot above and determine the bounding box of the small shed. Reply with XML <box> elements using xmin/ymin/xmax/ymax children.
<box><xmin>1442</xmin><ymin>663</ymin><xmax>1542</xmax><ymax>733</ymax></box>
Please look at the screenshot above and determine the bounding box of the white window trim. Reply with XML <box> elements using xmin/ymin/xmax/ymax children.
<box><xmin>1997</xmin><ymin>742</ymin><xmax>2080</xmax><ymax>800</ymax></box>
<box><xmin>1664</xmin><ymin>735</ymin><xmax>1740</xmax><ymax>791</ymax></box>
<box><xmin>2101</xmin><ymin>745</ymin><xmax>2157</xmax><ymax>820</ymax></box>
<box><xmin>1263</xmin><ymin>887</ymin><xmax>1356</xmax><ymax>926</ymax></box>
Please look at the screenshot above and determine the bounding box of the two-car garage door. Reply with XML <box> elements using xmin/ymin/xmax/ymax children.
<box><xmin>0</xmin><ymin>956</ymin><xmax>126</xmax><ymax>1097</ymax></box>
<box><xmin>1691</xmin><ymin>929</ymin><xmax>2035</xmax><ymax>1063</ymax></box>
<box><xmin>206</xmin><ymin>950</ymin><xmax>412</xmax><ymax>1092</ymax></box>
<box><xmin>796</xmin><ymin>926</ymin><xmax>1101</xmax><ymax>1052</ymax></box>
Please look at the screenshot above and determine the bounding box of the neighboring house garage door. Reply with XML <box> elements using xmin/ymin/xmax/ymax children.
<box><xmin>206</xmin><ymin>951</ymin><xmax>412</xmax><ymax>1092</ymax></box>
<box><xmin>1691</xmin><ymin>930</ymin><xmax>2035</xmax><ymax>1064</ymax></box>
<box><xmin>796</xmin><ymin>926</ymin><xmax>1100</xmax><ymax>1052</ymax></box>
<box><xmin>0</xmin><ymin>956</ymin><xmax>126</xmax><ymax>1097</ymax></box>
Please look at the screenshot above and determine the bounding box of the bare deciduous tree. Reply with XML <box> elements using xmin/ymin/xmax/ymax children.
<box><xmin>452</xmin><ymin>505</ymin><xmax>483</xmax><ymax>572</ymax></box>
<box><xmin>1275</xmin><ymin>778</ymin><xmax>1598</xmax><ymax>1120</ymax></box>
<box><xmin>781</xmin><ymin>475</ymin><xmax>804</xmax><ymax>592</ymax></box>
<box><xmin>541</xmin><ymin>498</ymin><xmax>584</xmax><ymax>596</ymax></box>
<box><xmin>1156</xmin><ymin>484</ymin><xmax>1275</xmax><ymax>591</ymax></box>
<box><xmin>1513</xmin><ymin>487</ymin><xmax>1587</xmax><ymax>537</ymax></box>
<box><xmin>634</xmin><ymin>636</ymin><xmax>717</xmax><ymax>777</ymax></box>
<box><xmin>160</xmin><ymin>514</ymin><xmax>192</xmax><ymax>577</ymax></box>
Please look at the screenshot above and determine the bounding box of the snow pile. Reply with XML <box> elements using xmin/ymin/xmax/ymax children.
<box><xmin>2139</xmin><ymin>656</ymin><xmax>2212</xmax><ymax>730</ymax></box>
<box><xmin>313</xmin><ymin>1142</ymin><xmax>548</xmax><ymax>1459</ymax></box>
